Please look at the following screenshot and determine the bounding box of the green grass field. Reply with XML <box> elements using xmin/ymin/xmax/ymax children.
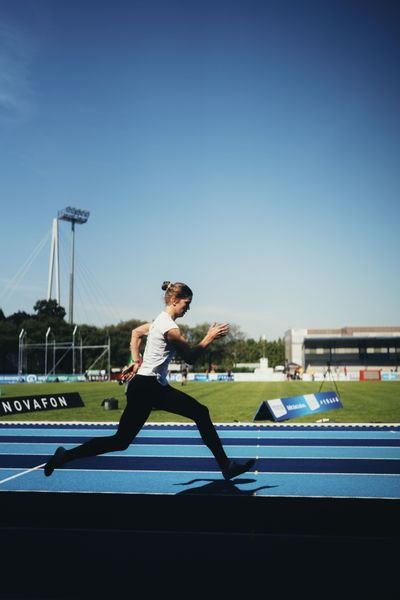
<box><xmin>1</xmin><ymin>380</ymin><xmax>399</xmax><ymax>423</ymax></box>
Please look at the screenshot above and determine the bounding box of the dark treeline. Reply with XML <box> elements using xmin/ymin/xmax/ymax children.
<box><xmin>0</xmin><ymin>300</ymin><xmax>284</xmax><ymax>374</ymax></box>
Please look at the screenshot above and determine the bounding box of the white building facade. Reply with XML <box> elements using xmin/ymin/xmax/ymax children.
<box><xmin>285</xmin><ymin>326</ymin><xmax>400</xmax><ymax>373</ymax></box>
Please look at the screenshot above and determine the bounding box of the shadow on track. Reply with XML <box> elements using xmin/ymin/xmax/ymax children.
<box><xmin>174</xmin><ymin>476</ymin><xmax>278</xmax><ymax>496</ymax></box>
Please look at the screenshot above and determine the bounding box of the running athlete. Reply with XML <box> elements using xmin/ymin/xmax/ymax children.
<box><xmin>44</xmin><ymin>281</ymin><xmax>256</xmax><ymax>480</ymax></box>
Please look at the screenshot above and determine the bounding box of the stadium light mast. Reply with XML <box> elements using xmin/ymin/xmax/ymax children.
<box><xmin>58</xmin><ymin>206</ymin><xmax>90</xmax><ymax>325</ymax></box>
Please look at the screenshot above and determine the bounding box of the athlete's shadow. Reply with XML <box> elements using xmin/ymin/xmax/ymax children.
<box><xmin>174</xmin><ymin>477</ymin><xmax>278</xmax><ymax>496</ymax></box>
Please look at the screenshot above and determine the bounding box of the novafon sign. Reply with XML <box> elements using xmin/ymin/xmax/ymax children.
<box><xmin>254</xmin><ymin>391</ymin><xmax>343</xmax><ymax>422</ymax></box>
<box><xmin>0</xmin><ymin>393</ymin><xmax>84</xmax><ymax>417</ymax></box>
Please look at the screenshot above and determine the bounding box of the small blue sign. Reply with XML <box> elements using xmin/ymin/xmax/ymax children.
<box><xmin>254</xmin><ymin>391</ymin><xmax>343</xmax><ymax>422</ymax></box>
<box><xmin>194</xmin><ymin>374</ymin><xmax>209</xmax><ymax>381</ymax></box>
<box><xmin>382</xmin><ymin>372</ymin><xmax>400</xmax><ymax>381</ymax></box>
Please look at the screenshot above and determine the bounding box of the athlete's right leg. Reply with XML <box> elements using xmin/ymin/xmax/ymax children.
<box><xmin>44</xmin><ymin>377</ymin><xmax>151</xmax><ymax>476</ymax></box>
<box><xmin>154</xmin><ymin>385</ymin><xmax>256</xmax><ymax>480</ymax></box>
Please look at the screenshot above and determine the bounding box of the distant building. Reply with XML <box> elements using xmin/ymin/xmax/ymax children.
<box><xmin>285</xmin><ymin>327</ymin><xmax>400</xmax><ymax>371</ymax></box>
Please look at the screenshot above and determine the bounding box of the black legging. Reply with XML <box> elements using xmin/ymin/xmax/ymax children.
<box><xmin>62</xmin><ymin>375</ymin><xmax>229</xmax><ymax>470</ymax></box>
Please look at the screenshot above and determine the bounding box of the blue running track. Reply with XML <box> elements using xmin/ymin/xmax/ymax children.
<box><xmin>1</xmin><ymin>422</ymin><xmax>399</xmax><ymax>499</ymax></box>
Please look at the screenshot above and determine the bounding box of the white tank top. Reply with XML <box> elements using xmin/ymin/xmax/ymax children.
<box><xmin>137</xmin><ymin>311</ymin><xmax>179</xmax><ymax>386</ymax></box>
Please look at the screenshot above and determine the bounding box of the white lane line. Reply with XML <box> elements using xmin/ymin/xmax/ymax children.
<box><xmin>0</xmin><ymin>462</ymin><xmax>46</xmax><ymax>485</ymax></box>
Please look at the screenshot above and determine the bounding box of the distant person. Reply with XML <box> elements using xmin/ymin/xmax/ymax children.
<box><xmin>284</xmin><ymin>360</ymin><xmax>290</xmax><ymax>380</ymax></box>
<box><xmin>181</xmin><ymin>365</ymin><xmax>189</xmax><ymax>386</ymax></box>
<box><xmin>44</xmin><ymin>281</ymin><xmax>256</xmax><ymax>480</ymax></box>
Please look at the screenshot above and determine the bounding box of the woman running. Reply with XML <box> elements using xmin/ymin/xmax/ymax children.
<box><xmin>44</xmin><ymin>281</ymin><xmax>256</xmax><ymax>480</ymax></box>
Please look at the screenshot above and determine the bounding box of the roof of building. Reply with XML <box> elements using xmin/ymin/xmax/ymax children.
<box><xmin>307</xmin><ymin>326</ymin><xmax>400</xmax><ymax>336</ymax></box>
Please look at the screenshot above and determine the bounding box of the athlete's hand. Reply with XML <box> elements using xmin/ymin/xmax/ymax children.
<box><xmin>207</xmin><ymin>322</ymin><xmax>230</xmax><ymax>341</ymax></box>
<box><xmin>121</xmin><ymin>362</ymin><xmax>140</xmax><ymax>383</ymax></box>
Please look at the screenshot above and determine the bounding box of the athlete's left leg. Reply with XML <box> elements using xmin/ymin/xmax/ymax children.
<box><xmin>44</xmin><ymin>376</ymin><xmax>152</xmax><ymax>476</ymax></box>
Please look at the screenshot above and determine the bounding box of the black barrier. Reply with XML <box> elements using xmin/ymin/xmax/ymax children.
<box><xmin>0</xmin><ymin>392</ymin><xmax>84</xmax><ymax>417</ymax></box>
<box><xmin>101</xmin><ymin>398</ymin><xmax>119</xmax><ymax>410</ymax></box>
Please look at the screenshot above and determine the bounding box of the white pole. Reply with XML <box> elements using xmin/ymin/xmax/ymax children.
<box><xmin>45</xmin><ymin>327</ymin><xmax>51</xmax><ymax>376</ymax></box>
<box><xmin>47</xmin><ymin>218</ymin><xmax>60</xmax><ymax>304</ymax></box>
<box><xmin>55</xmin><ymin>218</ymin><xmax>60</xmax><ymax>303</ymax></box>
<box><xmin>72</xmin><ymin>325</ymin><xmax>78</xmax><ymax>375</ymax></box>
<box><xmin>68</xmin><ymin>221</ymin><xmax>75</xmax><ymax>325</ymax></box>
<box><xmin>47</xmin><ymin>220</ymin><xmax>55</xmax><ymax>300</ymax></box>
<box><xmin>18</xmin><ymin>329</ymin><xmax>25</xmax><ymax>375</ymax></box>
<box><xmin>108</xmin><ymin>335</ymin><xmax>111</xmax><ymax>381</ymax></box>
<box><xmin>53</xmin><ymin>335</ymin><xmax>56</xmax><ymax>375</ymax></box>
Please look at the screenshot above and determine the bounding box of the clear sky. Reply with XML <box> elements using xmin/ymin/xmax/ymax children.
<box><xmin>0</xmin><ymin>0</ymin><xmax>399</xmax><ymax>339</ymax></box>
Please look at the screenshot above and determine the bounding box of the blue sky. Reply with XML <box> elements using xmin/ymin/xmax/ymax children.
<box><xmin>0</xmin><ymin>0</ymin><xmax>399</xmax><ymax>339</ymax></box>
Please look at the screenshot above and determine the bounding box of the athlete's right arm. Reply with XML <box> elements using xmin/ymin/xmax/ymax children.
<box><xmin>167</xmin><ymin>322</ymin><xmax>230</xmax><ymax>365</ymax></box>
<box><xmin>130</xmin><ymin>322</ymin><xmax>151</xmax><ymax>362</ymax></box>
<box><xmin>122</xmin><ymin>322</ymin><xmax>152</xmax><ymax>381</ymax></box>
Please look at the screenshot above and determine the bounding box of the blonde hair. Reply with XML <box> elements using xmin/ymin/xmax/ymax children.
<box><xmin>161</xmin><ymin>281</ymin><xmax>193</xmax><ymax>305</ymax></box>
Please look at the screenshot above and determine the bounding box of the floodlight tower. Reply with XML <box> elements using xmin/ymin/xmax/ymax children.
<box><xmin>58</xmin><ymin>206</ymin><xmax>90</xmax><ymax>325</ymax></box>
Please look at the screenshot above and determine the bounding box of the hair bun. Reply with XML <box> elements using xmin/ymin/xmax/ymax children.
<box><xmin>161</xmin><ymin>281</ymin><xmax>171</xmax><ymax>291</ymax></box>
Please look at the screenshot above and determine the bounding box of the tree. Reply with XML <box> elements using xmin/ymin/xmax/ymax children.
<box><xmin>0</xmin><ymin>299</ymin><xmax>286</xmax><ymax>375</ymax></box>
<box><xmin>0</xmin><ymin>319</ymin><xmax>19</xmax><ymax>373</ymax></box>
<box><xmin>34</xmin><ymin>299</ymin><xmax>66</xmax><ymax>320</ymax></box>
<box><xmin>100</xmin><ymin>319</ymin><xmax>145</xmax><ymax>368</ymax></box>
<box><xmin>266</xmin><ymin>338</ymin><xmax>285</xmax><ymax>368</ymax></box>
<box><xmin>7</xmin><ymin>310</ymin><xmax>31</xmax><ymax>327</ymax></box>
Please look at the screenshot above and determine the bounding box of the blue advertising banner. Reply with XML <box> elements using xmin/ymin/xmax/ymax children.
<box><xmin>254</xmin><ymin>391</ymin><xmax>343</xmax><ymax>422</ymax></box>
<box><xmin>381</xmin><ymin>372</ymin><xmax>400</xmax><ymax>381</ymax></box>
<box><xmin>193</xmin><ymin>373</ymin><xmax>234</xmax><ymax>382</ymax></box>
<box><xmin>194</xmin><ymin>374</ymin><xmax>209</xmax><ymax>381</ymax></box>
<box><xmin>0</xmin><ymin>374</ymin><xmax>87</xmax><ymax>384</ymax></box>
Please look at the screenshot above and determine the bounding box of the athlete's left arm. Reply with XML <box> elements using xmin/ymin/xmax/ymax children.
<box><xmin>167</xmin><ymin>323</ymin><xmax>229</xmax><ymax>365</ymax></box>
